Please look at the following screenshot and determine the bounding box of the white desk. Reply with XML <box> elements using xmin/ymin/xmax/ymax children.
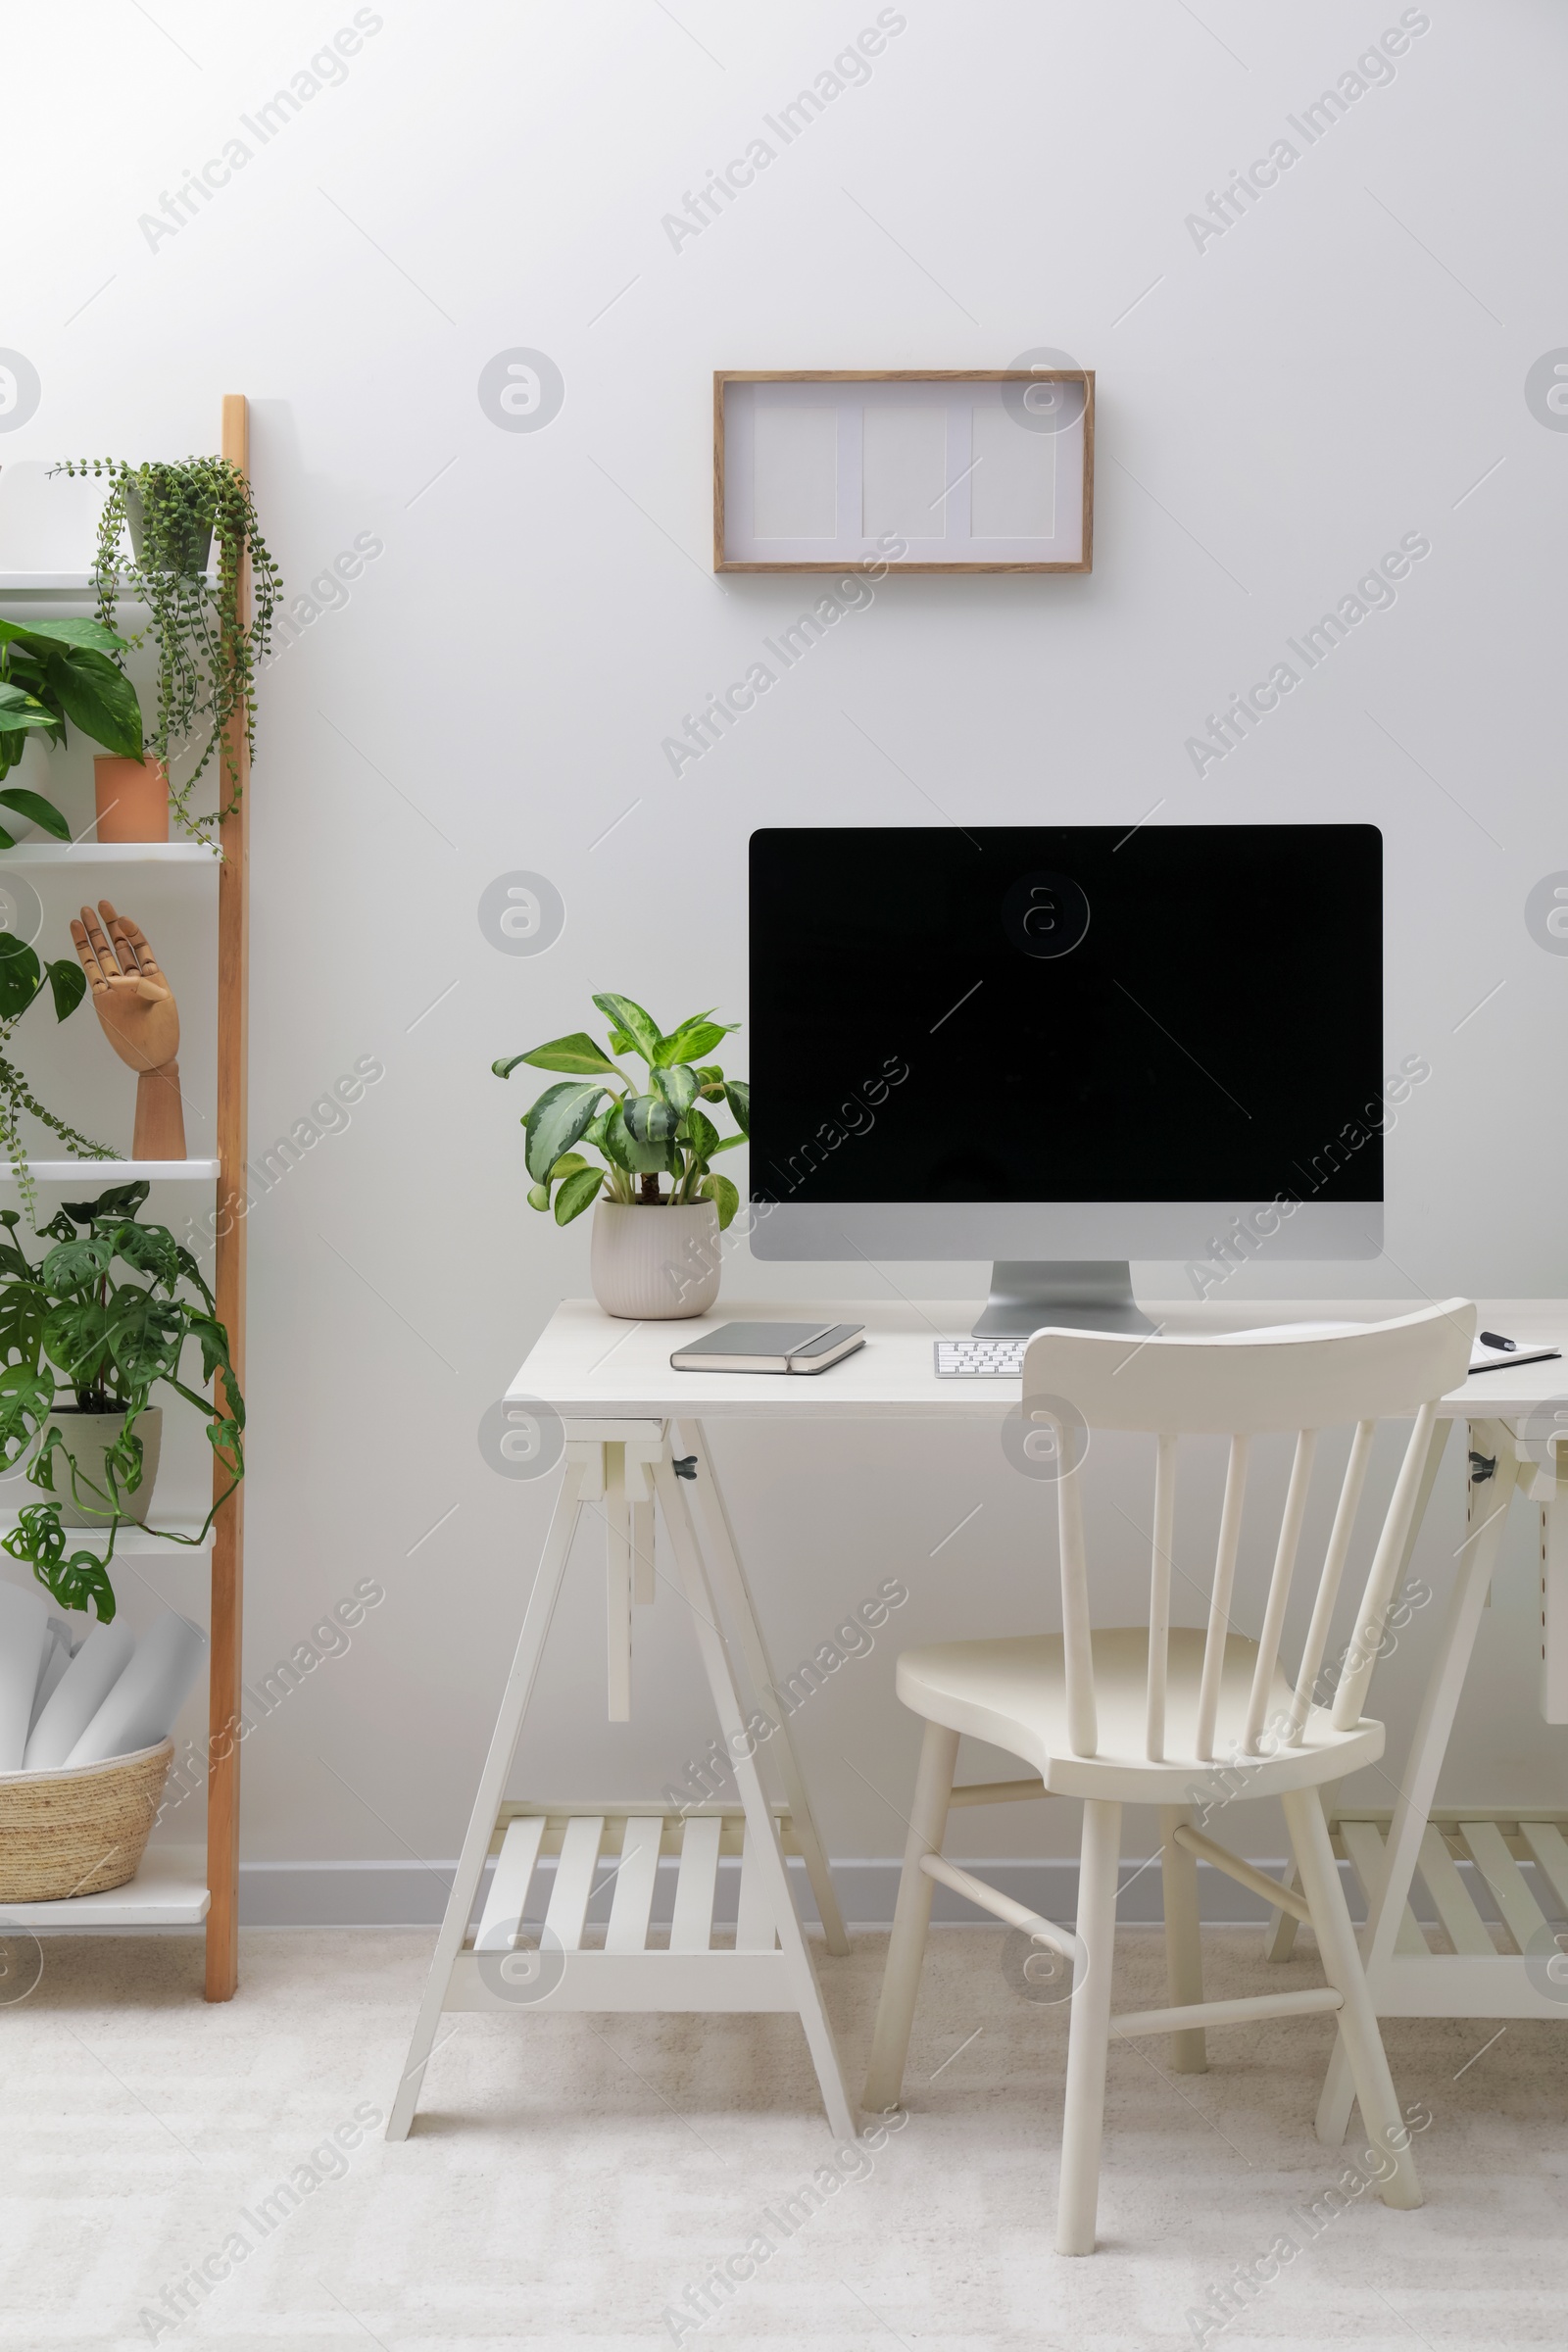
<box><xmin>391</xmin><ymin>1296</ymin><xmax>1568</xmax><ymax>2145</ymax></box>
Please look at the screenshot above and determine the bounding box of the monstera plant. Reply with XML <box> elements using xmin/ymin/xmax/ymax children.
<box><xmin>493</xmin><ymin>993</ymin><xmax>748</xmax><ymax>1228</ymax></box>
<box><xmin>0</xmin><ymin>1181</ymin><xmax>244</xmax><ymax>1622</ymax></box>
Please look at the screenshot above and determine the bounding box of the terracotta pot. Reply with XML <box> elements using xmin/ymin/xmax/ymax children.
<box><xmin>589</xmin><ymin>1201</ymin><xmax>721</xmax><ymax>1319</ymax></box>
<box><xmin>94</xmin><ymin>756</ymin><xmax>169</xmax><ymax>844</ymax></box>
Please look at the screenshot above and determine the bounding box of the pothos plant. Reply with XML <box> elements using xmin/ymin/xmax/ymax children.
<box><xmin>0</xmin><ymin>611</ymin><xmax>146</xmax><ymax>845</ymax></box>
<box><xmin>493</xmin><ymin>994</ymin><xmax>748</xmax><ymax>1227</ymax></box>
<box><xmin>0</xmin><ymin>1181</ymin><xmax>244</xmax><ymax>1622</ymax></box>
<box><xmin>0</xmin><ymin>933</ymin><xmax>111</xmax><ymax>1227</ymax></box>
<box><xmin>52</xmin><ymin>456</ymin><xmax>282</xmax><ymax>848</ymax></box>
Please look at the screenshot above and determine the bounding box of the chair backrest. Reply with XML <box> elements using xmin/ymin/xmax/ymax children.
<box><xmin>1021</xmin><ymin>1302</ymin><xmax>1475</xmax><ymax>1763</ymax></box>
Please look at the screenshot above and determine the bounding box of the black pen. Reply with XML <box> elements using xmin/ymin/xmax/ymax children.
<box><xmin>1479</xmin><ymin>1331</ymin><xmax>1516</xmax><ymax>1352</ymax></box>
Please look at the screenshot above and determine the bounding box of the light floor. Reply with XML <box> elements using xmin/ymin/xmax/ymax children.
<box><xmin>3</xmin><ymin>1924</ymin><xmax>1566</xmax><ymax>2349</ymax></box>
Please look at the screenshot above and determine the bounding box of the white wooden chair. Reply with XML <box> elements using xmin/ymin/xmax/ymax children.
<box><xmin>863</xmin><ymin>1301</ymin><xmax>1475</xmax><ymax>2254</ymax></box>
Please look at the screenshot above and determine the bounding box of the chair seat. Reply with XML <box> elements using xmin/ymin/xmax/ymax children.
<box><xmin>896</xmin><ymin>1627</ymin><xmax>1385</xmax><ymax>1802</ymax></box>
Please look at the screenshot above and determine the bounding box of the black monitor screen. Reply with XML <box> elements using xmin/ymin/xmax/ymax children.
<box><xmin>749</xmin><ymin>825</ymin><xmax>1384</xmax><ymax>1204</ymax></box>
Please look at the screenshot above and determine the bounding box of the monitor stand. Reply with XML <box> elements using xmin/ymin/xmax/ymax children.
<box><xmin>971</xmin><ymin>1260</ymin><xmax>1154</xmax><ymax>1339</ymax></box>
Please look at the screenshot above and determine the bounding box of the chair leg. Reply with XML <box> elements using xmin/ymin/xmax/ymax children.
<box><xmin>1262</xmin><ymin>1861</ymin><xmax>1303</xmax><ymax>1962</ymax></box>
<box><xmin>1056</xmin><ymin>1797</ymin><xmax>1121</xmax><ymax>2256</ymax></box>
<box><xmin>1158</xmin><ymin>1806</ymin><xmax>1206</xmax><ymax>2074</ymax></box>
<box><xmin>1282</xmin><ymin>1788</ymin><xmax>1422</xmax><ymax>2210</ymax></box>
<box><xmin>862</xmin><ymin>1722</ymin><xmax>959</xmax><ymax>2114</ymax></box>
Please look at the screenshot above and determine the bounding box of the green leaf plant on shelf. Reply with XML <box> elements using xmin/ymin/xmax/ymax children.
<box><xmin>51</xmin><ymin>456</ymin><xmax>282</xmax><ymax>850</ymax></box>
<box><xmin>0</xmin><ymin>610</ymin><xmax>146</xmax><ymax>844</ymax></box>
<box><xmin>0</xmin><ymin>933</ymin><xmax>112</xmax><ymax>1230</ymax></box>
<box><xmin>493</xmin><ymin>993</ymin><xmax>749</xmax><ymax>1320</ymax></box>
<box><xmin>0</xmin><ymin>1182</ymin><xmax>244</xmax><ymax>1623</ymax></box>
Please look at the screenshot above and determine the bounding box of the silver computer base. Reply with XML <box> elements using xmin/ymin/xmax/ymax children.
<box><xmin>971</xmin><ymin>1260</ymin><xmax>1154</xmax><ymax>1339</ymax></box>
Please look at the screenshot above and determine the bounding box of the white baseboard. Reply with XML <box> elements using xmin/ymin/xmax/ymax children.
<box><xmin>235</xmin><ymin>1853</ymin><xmax>1377</xmax><ymax>1931</ymax></box>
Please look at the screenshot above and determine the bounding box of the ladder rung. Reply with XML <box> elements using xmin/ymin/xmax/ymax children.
<box><xmin>544</xmin><ymin>1817</ymin><xmax>605</xmax><ymax>1951</ymax></box>
<box><xmin>1338</xmin><ymin>1819</ymin><xmax>1427</xmax><ymax>1955</ymax></box>
<box><xmin>604</xmin><ymin>1818</ymin><xmax>663</xmax><ymax>1954</ymax></box>
<box><xmin>734</xmin><ymin>1827</ymin><xmax>778</xmax><ymax>1952</ymax></box>
<box><xmin>1461</xmin><ymin>1820</ymin><xmax>1549</xmax><ymax>1956</ymax></box>
<box><xmin>1414</xmin><ymin>1825</ymin><xmax>1494</xmax><ymax>1955</ymax></box>
<box><xmin>670</xmin><ymin>1815</ymin><xmax>722</xmax><ymax>1952</ymax></box>
<box><xmin>1519</xmin><ymin>1821</ymin><xmax>1568</xmax><ymax>1916</ymax></box>
<box><xmin>475</xmin><ymin>1815</ymin><xmax>545</xmax><ymax>1952</ymax></box>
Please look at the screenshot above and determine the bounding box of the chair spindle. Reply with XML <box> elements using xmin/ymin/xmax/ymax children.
<box><xmin>1146</xmin><ymin>1434</ymin><xmax>1178</xmax><ymax>1760</ymax></box>
<box><xmin>1195</xmin><ymin>1434</ymin><xmax>1250</xmax><ymax>1762</ymax></box>
<box><xmin>1288</xmin><ymin>1418</ymin><xmax>1376</xmax><ymax>1740</ymax></box>
<box><xmin>1242</xmin><ymin>1428</ymin><xmax>1318</xmax><ymax>1756</ymax></box>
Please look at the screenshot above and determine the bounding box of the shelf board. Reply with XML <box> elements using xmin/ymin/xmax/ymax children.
<box><xmin>0</xmin><ymin>575</ymin><xmax>202</xmax><ymax>599</ymax></box>
<box><xmin>0</xmin><ymin>1844</ymin><xmax>209</xmax><ymax>1928</ymax></box>
<box><xmin>0</xmin><ymin>842</ymin><xmax>216</xmax><ymax>865</ymax></box>
<box><xmin>0</xmin><ymin>1513</ymin><xmax>214</xmax><ymax>1555</ymax></box>
<box><xmin>0</xmin><ymin>573</ymin><xmax>98</xmax><ymax>593</ymax></box>
<box><xmin>0</xmin><ymin>1158</ymin><xmax>220</xmax><ymax>1182</ymax></box>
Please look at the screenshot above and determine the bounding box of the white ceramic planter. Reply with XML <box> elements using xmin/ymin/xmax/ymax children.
<box><xmin>43</xmin><ymin>1406</ymin><xmax>163</xmax><ymax>1527</ymax></box>
<box><xmin>590</xmin><ymin>1201</ymin><xmax>721</xmax><ymax>1320</ymax></box>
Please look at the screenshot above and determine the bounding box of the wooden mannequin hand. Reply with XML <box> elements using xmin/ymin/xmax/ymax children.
<box><xmin>72</xmin><ymin>901</ymin><xmax>180</xmax><ymax>1073</ymax></box>
<box><xmin>70</xmin><ymin>901</ymin><xmax>185</xmax><ymax>1159</ymax></box>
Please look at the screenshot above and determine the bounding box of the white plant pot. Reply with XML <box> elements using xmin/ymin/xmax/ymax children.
<box><xmin>590</xmin><ymin>1201</ymin><xmax>721</xmax><ymax>1320</ymax></box>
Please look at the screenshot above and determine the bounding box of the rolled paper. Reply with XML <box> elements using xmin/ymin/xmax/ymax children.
<box><xmin>29</xmin><ymin>1622</ymin><xmax>73</xmax><ymax>1731</ymax></box>
<box><xmin>65</xmin><ymin>1611</ymin><xmax>207</xmax><ymax>1769</ymax></box>
<box><xmin>24</xmin><ymin>1618</ymin><xmax>135</xmax><ymax>1771</ymax></box>
<box><xmin>0</xmin><ymin>1580</ymin><xmax>51</xmax><ymax>1772</ymax></box>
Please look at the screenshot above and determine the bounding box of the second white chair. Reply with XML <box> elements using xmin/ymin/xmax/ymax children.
<box><xmin>863</xmin><ymin>1302</ymin><xmax>1475</xmax><ymax>2254</ymax></box>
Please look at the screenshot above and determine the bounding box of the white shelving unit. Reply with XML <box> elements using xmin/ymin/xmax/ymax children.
<box><xmin>0</xmin><ymin>1846</ymin><xmax>208</xmax><ymax>1929</ymax></box>
<box><xmin>0</xmin><ymin>843</ymin><xmax>216</xmax><ymax>865</ymax></box>
<box><xmin>0</xmin><ymin>397</ymin><xmax>252</xmax><ymax>1994</ymax></box>
<box><xmin>0</xmin><ymin>1159</ymin><xmax>220</xmax><ymax>1182</ymax></box>
<box><xmin>0</xmin><ymin>574</ymin><xmax>99</xmax><ymax>594</ymax></box>
<box><xmin>0</xmin><ymin>1516</ymin><xmax>215</xmax><ymax>1555</ymax></box>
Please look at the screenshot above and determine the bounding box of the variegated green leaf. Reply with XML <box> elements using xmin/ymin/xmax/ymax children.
<box><xmin>652</xmin><ymin>1062</ymin><xmax>699</xmax><ymax>1116</ymax></box>
<box><xmin>592</xmin><ymin>994</ymin><xmax>662</xmax><ymax>1063</ymax></box>
<box><xmin>516</xmin><ymin>1031</ymin><xmax>622</xmax><ymax>1076</ymax></box>
<box><xmin>522</xmin><ymin>1082</ymin><xmax>605</xmax><ymax>1182</ymax></box>
<box><xmin>554</xmin><ymin>1166</ymin><xmax>604</xmax><ymax>1225</ymax></box>
<box><xmin>681</xmin><ymin>1106</ymin><xmax>720</xmax><ymax>1164</ymax></box>
<box><xmin>700</xmin><ymin>1172</ymin><xmax>740</xmax><ymax>1229</ymax></box>
<box><xmin>623</xmin><ymin>1092</ymin><xmax>678</xmax><ymax>1146</ymax></box>
<box><xmin>602</xmin><ymin>1102</ymin><xmax>673</xmax><ymax>1175</ymax></box>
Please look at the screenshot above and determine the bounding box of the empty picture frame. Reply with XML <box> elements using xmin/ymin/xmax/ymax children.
<box><xmin>714</xmin><ymin>369</ymin><xmax>1094</xmax><ymax>573</ymax></box>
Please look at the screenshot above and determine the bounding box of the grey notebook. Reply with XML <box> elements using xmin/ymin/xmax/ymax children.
<box><xmin>669</xmin><ymin>1321</ymin><xmax>865</xmax><ymax>1375</ymax></box>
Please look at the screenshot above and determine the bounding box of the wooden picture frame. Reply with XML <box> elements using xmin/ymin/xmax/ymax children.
<box><xmin>713</xmin><ymin>368</ymin><xmax>1094</xmax><ymax>574</ymax></box>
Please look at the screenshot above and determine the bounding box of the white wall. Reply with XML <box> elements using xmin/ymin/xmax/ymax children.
<box><xmin>3</xmin><ymin>0</ymin><xmax>1565</xmax><ymax>1918</ymax></box>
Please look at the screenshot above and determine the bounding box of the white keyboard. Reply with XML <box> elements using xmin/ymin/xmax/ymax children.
<box><xmin>934</xmin><ymin>1339</ymin><xmax>1027</xmax><ymax>1377</ymax></box>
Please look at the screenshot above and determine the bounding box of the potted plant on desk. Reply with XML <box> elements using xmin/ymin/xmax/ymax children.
<box><xmin>493</xmin><ymin>993</ymin><xmax>747</xmax><ymax>1318</ymax></box>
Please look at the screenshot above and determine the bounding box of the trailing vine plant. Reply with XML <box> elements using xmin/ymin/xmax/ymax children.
<box><xmin>0</xmin><ymin>934</ymin><xmax>111</xmax><ymax>1229</ymax></box>
<box><xmin>52</xmin><ymin>457</ymin><xmax>281</xmax><ymax>849</ymax></box>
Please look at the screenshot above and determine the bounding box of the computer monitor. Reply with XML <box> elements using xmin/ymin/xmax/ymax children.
<box><xmin>748</xmin><ymin>824</ymin><xmax>1385</xmax><ymax>1335</ymax></box>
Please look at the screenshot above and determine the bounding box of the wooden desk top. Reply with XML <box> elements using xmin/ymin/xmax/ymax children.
<box><xmin>508</xmin><ymin>1298</ymin><xmax>1568</xmax><ymax>1424</ymax></box>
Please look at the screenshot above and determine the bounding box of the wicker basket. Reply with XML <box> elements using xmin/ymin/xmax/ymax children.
<box><xmin>0</xmin><ymin>1740</ymin><xmax>174</xmax><ymax>1901</ymax></box>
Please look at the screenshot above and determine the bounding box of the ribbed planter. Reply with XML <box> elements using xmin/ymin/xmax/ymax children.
<box><xmin>43</xmin><ymin>1407</ymin><xmax>162</xmax><ymax>1528</ymax></box>
<box><xmin>590</xmin><ymin>1201</ymin><xmax>721</xmax><ymax>1319</ymax></box>
<box><xmin>0</xmin><ymin>1738</ymin><xmax>173</xmax><ymax>1900</ymax></box>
